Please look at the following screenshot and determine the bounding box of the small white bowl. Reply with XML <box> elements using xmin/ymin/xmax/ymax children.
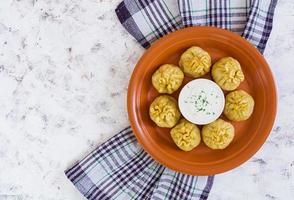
<box><xmin>178</xmin><ymin>79</ymin><xmax>225</xmax><ymax>125</ymax></box>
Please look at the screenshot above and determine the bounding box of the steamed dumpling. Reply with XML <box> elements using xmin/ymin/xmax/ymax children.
<box><xmin>149</xmin><ymin>95</ymin><xmax>181</xmax><ymax>128</ymax></box>
<box><xmin>212</xmin><ymin>57</ymin><xmax>244</xmax><ymax>91</ymax></box>
<box><xmin>152</xmin><ymin>64</ymin><xmax>184</xmax><ymax>94</ymax></box>
<box><xmin>179</xmin><ymin>46</ymin><xmax>211</xmax><ymax>78</ymax></box>
<box><xmin>170</xmin><ymin>119</ymin><xmax>201</xmax><ymax>151</ymax></box>
<box><xmin>224</xmin><ymin>90</ymin><xmax>254</xmax><ymax>121</ymax></box>
<box><xmin>202</xmin><ymin>119</ymin><xmax>235</xmax><ymax>150</ymax></box>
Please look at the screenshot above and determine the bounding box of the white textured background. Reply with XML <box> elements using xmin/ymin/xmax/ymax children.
<box><xmin>0</xmin><ymin>0</ymin><xmax>293</xmax><ymax>199</ymax></box>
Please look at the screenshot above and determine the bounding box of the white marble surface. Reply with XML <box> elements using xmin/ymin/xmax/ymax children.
<box><xmin>0</xmin><ymin>0</ymin><xmax>293</xmax><ymax>199</ymax></box>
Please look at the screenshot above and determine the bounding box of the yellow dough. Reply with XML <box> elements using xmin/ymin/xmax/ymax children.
<box><xmin>170</xmin><ymin>119</ymin><xmax>201</xmax><ymax>151</ymax></box>
<box><xmin>149</xmin><ymin>95</ymin><xmax>181</xmax><ymax>128</ymax></box>
<box><xmin>152</xmin><ymin>64</ymin><xmax>184</xmax><ymax>94</ymax></box>
<box><xmin>224</xmin><ymin>90</ymin><xmax>255</xmax><ymax>121</ymax></box>
<box><xmin>179</xmin><ymin>46</ymin><xmax>211</xmax><ymax>78</ymax></box>
<box><xmin>212</xmin><ymin>57</ymin><xmax>245</xmax><ymax>91</ymax></box>
<box><xmin>202</xmin><ymin>119</ymin><xmax>235</xmax><ymax>150</ymax></box>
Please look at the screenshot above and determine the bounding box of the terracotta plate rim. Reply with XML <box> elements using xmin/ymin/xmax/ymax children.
<box><xmin>127</xmin><ymin>26</ymin><xmax>277</xmax><ymax>175</ymax></box>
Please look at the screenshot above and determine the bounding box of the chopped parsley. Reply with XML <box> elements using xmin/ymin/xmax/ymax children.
<box><xmin>185</xmin><ymin>90</ymin><xmax>213</xmax><ymax>115</ymax></box>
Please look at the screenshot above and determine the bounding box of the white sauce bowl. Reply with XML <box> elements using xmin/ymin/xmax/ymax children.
<box><xmin>178</xmin><ymin>79</ymin><xmax>225</xmax><ymax>125</ymax></box>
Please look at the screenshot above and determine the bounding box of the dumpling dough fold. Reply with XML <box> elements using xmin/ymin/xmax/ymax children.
<box><xmin>179</xmin><ymin>46</ymin><xmax>211</xmax><ymax>78</ymax></box>
<box><xmin>212</xmin><ymin>57</ymin><xmax>244</xmax><ymax>91</ymax></box>
<box><xmin>152</xmin><ymin>64</ymin><xmax>184</xmax><ymax>94</ymax></box>
<box><xmin>202</xmin><ymin>119</ymin><xmax>235</xmax><ymax>150</ymax></box>
<box><xmin>224</xmin><ymin>90</ymin><xmax>255</xmax><ymax>121</ymax></box>
<box><xmin>170</xmin><ymin>119</ymin><xmax>201</xmax><ymax>151</ymax></box>
<box><xmin>149</xmin><ymin>95</ymin><xmax>181</xmax><ymax>128</ymax></box>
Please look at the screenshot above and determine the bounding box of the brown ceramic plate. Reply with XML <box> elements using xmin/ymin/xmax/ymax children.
<box><xmin>127</xmin><ymin>27</ymin><xmax>276</xmax><ymax>175</ymax></box>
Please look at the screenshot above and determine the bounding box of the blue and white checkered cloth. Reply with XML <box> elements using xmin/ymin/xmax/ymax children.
<box><xmin>116</xmin><ymin>0</ymin><xmax>277</xmax><ymax>53</ymax></box>
<box><xmin>65</xmin><ymin>1</ymin><xmax>277</xmax><ymax>199</ymax></box>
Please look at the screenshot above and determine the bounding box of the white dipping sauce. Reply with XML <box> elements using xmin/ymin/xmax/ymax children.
<box><xmin>178</xmin><ymin>79</ymin><xmax>225</xmax><ymax>125</ymax></box>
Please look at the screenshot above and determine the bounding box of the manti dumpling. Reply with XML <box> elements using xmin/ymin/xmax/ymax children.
<box><xmin>149</xmin><ymin>95</ymin><xmax>181</xmax><ymax>128</ymax></box>
<box><xmin>212</xmin><ymin>57</ymin><xmax>245</xmax><ymax>91</ymax></box>
<box><xmin>170</xmin><ymin>119</ymin><xmax>201</xmax><ymax>151</ymax></box>
<box><xmin>152</xmin><ymin>64</ymin><xmax>184</xmax><ymax>94</ymax></box>
<box><xmin>179</xmin><ymin>46</ymin><xmax>211</xmax><ymax>78</ymax></box>
<box><xmin>202</xmin><ymin>119</ymin><xmax>235</xmax><ymax>150</ymax></box>
<box><xmin>224</xmin><ymin>90</ymin><xmax>255</xmax><ymax>121</ymax></box>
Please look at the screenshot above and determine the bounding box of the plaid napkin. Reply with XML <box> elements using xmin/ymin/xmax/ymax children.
<box><xmin>65</xmin><ymin>1</ymin><xmax>277</xmax><ymax>200</ymax></box>
<box><xmin>116</xmin><ymin>0</ymin><xmax>277</xmax><ymax>53</ymax></box>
